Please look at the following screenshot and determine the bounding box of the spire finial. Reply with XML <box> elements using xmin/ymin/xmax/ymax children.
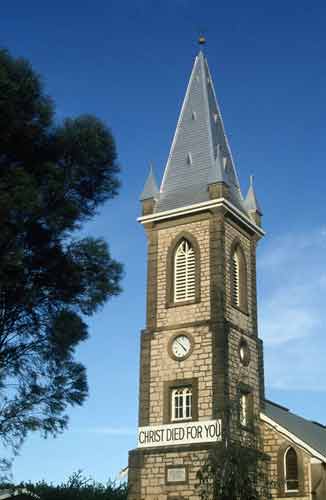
<box><xmin>198</xmin><ymin>34</ymin><xmax>206</xmax><ymax>46</ymax></box>
<box><xmin>250</xmin><ymin>174</ymin><xmax>254</xmax><ymax>186</ymax></box>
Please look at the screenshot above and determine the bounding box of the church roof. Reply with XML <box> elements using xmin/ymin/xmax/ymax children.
<box><xmin>155</xmin><ymin>51</ymin><xmax>246</xmax><ymax>214</ymax></box>
<box><xmin>263</xmin><ymin>400</ymin><xmax>326</xmax><ymax>461</ymax></box>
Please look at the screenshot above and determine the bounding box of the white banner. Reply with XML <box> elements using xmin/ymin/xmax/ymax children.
<box><xmin>138</xmin><ymin>419</ymin><xmax>222</xmax><ymax>448</ymax></box>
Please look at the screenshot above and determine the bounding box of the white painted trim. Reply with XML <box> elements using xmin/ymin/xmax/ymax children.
<box><xmin>261</xmin><ymin>413</ymin><xmax>326</xmax><ymax>463</ymax></box>
<box><xmin>138</xmin><ymin>198</ymin><xmax>265</xmax><ymax>237</ymax></box>
<box><xmin>308</xmin><ymin>460</ymin><xmax>312</xmax><ymax>500</ymax></box>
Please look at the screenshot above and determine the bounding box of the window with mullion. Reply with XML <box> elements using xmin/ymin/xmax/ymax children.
<box><xmin>171</xmin><ymin>387</ymin><xmax>192</xmax><ymax>421</ymax></box>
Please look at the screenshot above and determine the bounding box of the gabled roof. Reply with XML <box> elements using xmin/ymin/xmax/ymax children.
<box><xmin>156</xmin><ymin>51</ymin><xmax>245</xmax><ymax>214</ymax></box>
<box><xmin>262</xmin><ymin>400</ymin><xmax>326</xmax><ymax>461</ymax></box>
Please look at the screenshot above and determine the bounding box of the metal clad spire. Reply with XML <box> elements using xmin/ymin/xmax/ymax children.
<box><xmin>142</xmin><ymin>51</ymin><xmax>247</xmax><ymax>214</ymax></box>
<box><xmin>244</xmin><ymin>175</ymin><xmax>262</xmax><ymax>214</ymax></box>
<box><xmin>140</xmin><ymin>164</ymin><xmax>159</xmax><ymax>201</ymax></box>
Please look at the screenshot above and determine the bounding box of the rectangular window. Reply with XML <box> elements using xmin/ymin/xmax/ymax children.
<box><xmin>163</xmin><ymin>378</ymin><xmax>198</xmax><ymax>424</ymax></box>
<box><xmin>239</xmin><ymin>386</ymin><xmax>253</xmax><ymax>429</ymax></box>
<box><xmin>171</xmin><ymin>386</ymin><xmax>192</xmax><ymax>422</ymax></box>
<box><xmin>240</xmin><ymin>393</ymin><xmax>248</xmax><ymax>426</ymax></box>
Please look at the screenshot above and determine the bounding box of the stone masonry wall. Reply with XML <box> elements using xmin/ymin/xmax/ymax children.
<box><xmin>262</xmin><ymin>421</ymin><xmax>311</xmax><ymax>500</ymax></box>
<box><xmin>129</xmin><ymin>448</ymin><xmax>208</xmax><ymax>500</ymax></box>
<box><xmin>224</xmin><ymin>220</ymin><xmax>254</xmax><ymax>332</ymax></box>
<box><xmin>156</xmin><ymin>217</ymin><xmax>211</xmax><ymax>328</ymax></box>
<box><xmin>228</xmin><ymin>328</ymin><xmax>260</xmax><ymax>414</ymax></box>
<box><xmin>224</xmin><ymin>218</ymin><xmax>262</xmax><ymax>428</ymax></box>
<box><xmin>148</xmin><ymin>325</ymin><xmax>213</xmax><ymax>425</ymax></box>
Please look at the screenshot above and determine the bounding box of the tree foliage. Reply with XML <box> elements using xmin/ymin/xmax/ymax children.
<box><xmin>1</xmin><ymin>471</ymin><xmax>128</xmax><ymax>500</ymax></box>
<box><xmin>197</xmin><ymin>397</ymin><xmax>273</xmax><ymax>500</ymax></box>
<box><xmin>0</xmin><ymin>48</ymin><xmax>123</xmax><ymax>466</ymax></box>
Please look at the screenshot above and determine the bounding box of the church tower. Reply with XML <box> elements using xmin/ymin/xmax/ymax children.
<box><xmin>128</xmin><ymin>49</ymin><xmax>265</xmax><ymax>500</ymax></box>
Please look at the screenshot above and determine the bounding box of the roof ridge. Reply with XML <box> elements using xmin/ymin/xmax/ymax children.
<box><xmin>264</xmin><ymin>399</ymin><xmax>289</xmax><ymax>412</ymax></box>
<box><xmin>199</xmin><ymin>52</ymin><xmax>215</xmax><ymax>174</ymax></box>
<box><xmin>160</xmin><ymin>53</ymin><xmax>200</xmax><ymax>193</ymax></box>
<box><xmin>203</xmin><ymin>55</ymin><xmax>242</xmax><ymax>192</ymax></box>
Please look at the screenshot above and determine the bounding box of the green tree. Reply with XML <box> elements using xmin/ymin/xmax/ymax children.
<box><xmin>1</xmin><ymin>471</ymin><xmax>128</xmax><ymax>500</ymax></box>
<box><xmin>0</xmin><ymin>49</ymin><xmax>123</xmax><ymax>468</ymax></box>
<box><xmin>197</xmin><ymin>397</ymin><xmax>273</xmax><ymax>500</ymax></box>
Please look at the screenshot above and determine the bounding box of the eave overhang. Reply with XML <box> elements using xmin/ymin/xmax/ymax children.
<box><xmin>138</xmin><ymin>198</ymin><xmax>265</xmax><ymax>238</ymax></box>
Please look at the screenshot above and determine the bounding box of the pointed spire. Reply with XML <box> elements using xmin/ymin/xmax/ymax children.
<box><xmin>244</xmin><ymin>175</ymin><xmax>262</xmax><ymax>214</ymax></box>
<box><xmin>157</xmin><ymin>50</ymin><xmax>244</xmax><ymax>213</ymax></box>
<box><xmin>140</xmin><ymin>164</ymin><xmax>159</xmax><ymax>201</ymax></box>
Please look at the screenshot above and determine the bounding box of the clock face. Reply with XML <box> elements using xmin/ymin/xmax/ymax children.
<box><xmin>171</xmin><ymin>335</ymin><xmax>191</xmax><ymax>359</ymax></box>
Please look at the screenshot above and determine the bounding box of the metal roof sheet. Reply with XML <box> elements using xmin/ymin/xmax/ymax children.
<box><xmin>264</xmin><ymin>400</ymin><xmax>326</xmax><ymax>459</ymax></box>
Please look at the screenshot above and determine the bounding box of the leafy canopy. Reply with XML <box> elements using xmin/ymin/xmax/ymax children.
<box><xmin>197</xmin><ymin>393</ymin><xmax>273</xmax><ymax>500</ymax></box>
<box><xmin>0</xmin><ymin>48</ymin><xmax>123</xmax><ymax>466</ymax></box>
<box><xmin>1</xmin><ymin>471</ymin><xmax>128</xmax><ymax>500</ymax></box>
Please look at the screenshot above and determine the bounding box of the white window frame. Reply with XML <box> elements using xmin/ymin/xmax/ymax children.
<box><xmin>174</xmin><ymin>239</ymin><xmax>196</xmax><ymax>303</ymax></box>
<box><xmin>232</xmin><ymin>250</ymin><xmax>240</xmax><ymax>306</ymax></box>
<box><xmin>171</xmin><ymin>386</ymin><xmax>192</xmax><ymax>422</ymax></box>
<box><xmin>284</xmin><ymin>446</ymin><xmax>299</xmax><ymax>493</ymax></box>
<box><xmin>240</xmin><ymin>392</ymin><xmax>248</xmax><ymax>426</ymax></box>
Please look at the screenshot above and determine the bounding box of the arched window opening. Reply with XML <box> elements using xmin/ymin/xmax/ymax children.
<box><xmin>171</xmin><ymin>387</ymin><xmax>192</xmax><ymax>421</ymax></box>
<box><xmin>240</xmin><ymin>392</ymin><xmax>248</xmax><ymax>426</ymax></box>
<box><xmin>174</xmin><ymin>239</ymin><xmax>196</xmax><ymax>302</ymax></box>
<box><xmin>284</xmin><ymin>447</ymin><xmax>299</xmax><ymax>492</ymax></box>
<box><xmin>231</xmin><ymin>243</ymin><xmax>247</xmax><ymax>311</ymax></box>
<box><xmin>232</xmin><ymin>250</ymin><xmax>240</xmax><ymax>306</ymax></box>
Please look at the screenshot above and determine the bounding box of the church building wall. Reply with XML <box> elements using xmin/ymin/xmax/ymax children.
<box><xmin>262</xmin><ymin>421</ymin><xmax>311</xmax><ymax>500</ymax></box>
<box><xmin>155</xmin><ymin>216</ymin><xmax>211</xmax><ymax>327</ymax></box>
<box><xmin>224</xmin><ymin>219</ymin><xmax>255</xmax><ymax>333</ymax></box>
<box><xmin>129</xmin><ymin>448</ymin><xmax>207</xmax><ymax>500</ymax></box>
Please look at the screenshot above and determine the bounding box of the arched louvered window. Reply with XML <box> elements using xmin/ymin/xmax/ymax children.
<box><xmin>174</xmin><ymin>239</ymin><xmax>196</xmax><ymax>302</ymax></box>
<box><xmin>284</xmin><ymin>447</ymin><xmax>299</xmax><ymax>492</ymax></box>
<box><xmin>232</xmin><ymin>250</ymin><xmax>240</xmax><ymax>306</ymax></box>
<box><xmin>231</xmin><ymin>243</ymin><xmax>247</xmax><ymax>311</ymax></box>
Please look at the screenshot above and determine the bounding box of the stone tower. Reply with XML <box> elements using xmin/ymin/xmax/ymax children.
<box><xmin>128</xmin><ymin>50</ymin><xmax>265</xmax><ymax>500</ymax></box>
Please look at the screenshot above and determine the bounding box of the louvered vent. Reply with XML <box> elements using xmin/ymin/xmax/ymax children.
<box><xmin>174</xmin><ymin>239</ymin><xmax>196</xmax><ymax>302</ymax></box>
<box><xmin>232</xmin><ymin>251</ymin><xmax>240</xmax><ymax>306</ymax></box>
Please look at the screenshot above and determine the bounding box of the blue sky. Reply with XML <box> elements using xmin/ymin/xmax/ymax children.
<box><xmin>1</xmin><ymin>0</ymin><xmax>326</xmax><ymax>484</ymax></box>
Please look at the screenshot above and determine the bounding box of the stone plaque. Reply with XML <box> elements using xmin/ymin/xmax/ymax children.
<box><xmin>166</xmin><ymin>466</ymin><xmax>187</xmax><ymax>484</ymax></box>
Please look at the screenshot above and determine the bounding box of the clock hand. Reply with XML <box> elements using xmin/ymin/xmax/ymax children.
<box><xmin>176</xmin><ymin>340</ymin><xmax>187</xmax><ymax>352</ymax></box>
